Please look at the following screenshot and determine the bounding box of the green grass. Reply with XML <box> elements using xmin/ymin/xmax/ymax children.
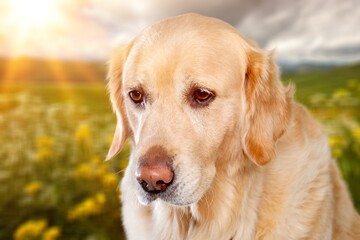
<box><xmin>0</xmin><ymin>84</ymin><xmax>113</xmax><ymax>114</ymax></box>
<box><xmin>0</xmin><ymin>83</ymin><xmax>126</xmax><ymax>239</ymax></box>
<box><xmin>282</xmin><ymin>63</ymin><xmax>360</xmax><ymax>103</ymax></box>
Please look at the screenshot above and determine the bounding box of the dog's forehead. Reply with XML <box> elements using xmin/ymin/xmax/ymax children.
<box><xmin>123</xmin><ymin>14</ymin><xmax>248</xmax><ymax>92</ymax></box>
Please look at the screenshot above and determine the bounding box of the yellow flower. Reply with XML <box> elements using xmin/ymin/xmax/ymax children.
<box><xmin>67</xmin><ymin>193</ymin><xmax>106</xmax><ymax>220</ymax></box>
<box><xmin>332</xmin><ymin>148</ymin><xmax>343</xmax><ymax>158</ymax></box>
<box><xmin>328</xmin><ymin>135</ymin><xmax>346</xmax><ymax>148</ymax></box>
<box><xmin>25</xmin><ymin>181</ymin><xmax>43</xmax><ymax>195</ymax></box>
<box><xmin>73</xmin><ymin>159</ymin><xmax>112</xmax><ymax>180</ymax></box>
<box><xmin>333</xmin><ymin>88</ymin><xmax>350</xmax><ymax>99</ymax></box>
<box><xmin>36</xmin><ymin>148</ymin><xmax>53</xmax><ymax>161</ymax></box>
<box><xmin>352</xmin><ymin>127</ymin><xmax>360</xmax><ymax>142</ymax></box>
<box><xmin>95</xmin><ymin>164</ymin><xmax>108</xmax><ymax>178</ymax></box>
<box><xmin>35</xmin><ymin>135</ymin><xmax>54</xmax><ymax>161</ymax></box>
<box><xmin>14</xmin><ymin>219</ymin><xmax>47</xmax><ymax>240</ymax></box>
<box><xmin>36</xmin><ymin>136</ymin><xmax>54</xmax><ymax>149</ymax></box>
<box><xmin>67</xmin><ymin>199</ymin><xmax>98</xmax><ymax>220</ymax></box>
<box><xmin>42</xmin><ymin>226</ymin><xmax>61</xmax><ymax>240</ymax></box>
<box><xmin>95</xmin><ymin>192</ymin><xmax>106</xmax><ymax>205</ymax></box>
<box><xmin>102</xmin><ymin>173</ymin><xmax>118</xmax><ymax>188</ymax></box>
<box><xmin>73</xmin><ymin>163</ymin><xmax>92</xmax><ymax>179</ymax></box>
<box><xmin>328</xmin><ymin>135</ymin><xmax>347</xmax><ymax>158</ymax></box>
<box><xmin>75</xmin><ymin>124</ymin><xmax>91</xmax><ymax>142</ymax></box>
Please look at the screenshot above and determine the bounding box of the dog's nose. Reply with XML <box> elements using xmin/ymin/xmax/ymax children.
<box><xmin>136</xmin><ymin>165</ymin><xmax>173</xmax><ymax>193</ymax></box>
<box><xmin>135</xmin><ymin>146</ymin><xmax>174</xmax><ymax>193</ymax></box>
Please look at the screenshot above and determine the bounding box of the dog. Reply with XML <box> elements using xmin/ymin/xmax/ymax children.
<box><xmin>106</xmin><ymin>13</ymin><xmax>360</xmax><ymax>240</ymax></box>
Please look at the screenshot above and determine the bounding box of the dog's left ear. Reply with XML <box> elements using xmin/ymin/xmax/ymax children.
<box><xmin>242</xmin><ymin>48</ymin><xmax>292</xmax><ymax>166</ymax></box>
<box><xmin>106</xmin><ymin>44</ymin><xmax>133</xmax><ymax>160</ymax></box>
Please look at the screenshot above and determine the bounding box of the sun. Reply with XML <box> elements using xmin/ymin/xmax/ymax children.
<box><xmin>8</xmin><ymin>0</ymin><xmax>61</xmax><ymax>29</ymax></box>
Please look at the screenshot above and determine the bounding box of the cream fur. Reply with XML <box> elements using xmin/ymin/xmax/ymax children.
<box><xmin>107</xmin><ymin>13</ymin><xmax>360</xmax><ymax>240</ymax></box>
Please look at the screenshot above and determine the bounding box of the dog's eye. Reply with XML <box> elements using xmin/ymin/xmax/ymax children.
<box><xmin>192</xmin><ymin>88</ymin><xmax>215</xmax><ymax>106</ymax></box>
<box><xmin>129</xmin><ymin>90</ymin><xmax>144</xmax><ymax>104</ymax></box>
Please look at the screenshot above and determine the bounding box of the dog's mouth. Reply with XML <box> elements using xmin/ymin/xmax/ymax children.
<box><xmin>137</xmin><ymin>179</ymin><xmax>185</xmax><ymax>205</ymax></box>
<box><xmin>136</xmin><ymin>179</ymin><xmax>202</xmax><ymax>206</ymax></box>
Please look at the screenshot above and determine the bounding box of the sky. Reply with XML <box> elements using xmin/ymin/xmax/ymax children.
<box><xmin>0</xmin><ymin>0</ymin><xmax>359</xmax><ymax>65</ymax></box>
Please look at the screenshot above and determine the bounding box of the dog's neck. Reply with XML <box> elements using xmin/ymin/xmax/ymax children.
<box><xmin>152</xmin><ymin>141</ymin><xmax>264</xmax><ymax>239</ymax></box>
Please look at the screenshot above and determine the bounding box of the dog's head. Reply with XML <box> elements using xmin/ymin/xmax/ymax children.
<box><xmin>107</xmin><ymin>13</ymin><xmax>292</xmax><ymax>206</ymax></box>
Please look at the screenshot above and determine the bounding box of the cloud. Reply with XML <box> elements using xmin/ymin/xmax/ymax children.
<box><xmin>0</xmin><ymin>0</ymin><xmax>359</xmax><ymax>65</ymax></box>
<box><xmin>236</xmin><ymin>0</ymin><xmax>360</xmax><ymax>64</ymax></box>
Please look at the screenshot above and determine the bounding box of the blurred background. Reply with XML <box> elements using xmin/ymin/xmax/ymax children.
<box><xmin>0</xmin><ymin>0</ymin><xmax>359</xmax><ymax>239</ymax></box>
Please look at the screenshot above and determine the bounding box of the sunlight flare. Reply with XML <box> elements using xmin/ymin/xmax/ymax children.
<box><xmin>4</xmin><ymin>0</ymin><xmax>65</xmax><ymax>58</ymax></box>
<box><xmin>8</xmin><ymin>0</ymin><xmax>61</xmax><ymax>28</ymax></box>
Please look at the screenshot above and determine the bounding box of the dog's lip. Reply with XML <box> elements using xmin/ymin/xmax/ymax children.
<box><xmin>135</xmin><ymin>167</ymin><xmax>203</xmax><ymax>206</ymax></box>
<box><xmin>137</xmin><ymin>181</ymin><xmax>180</xmax><ymax>204</ymax></box>
<box><xmin>137</xmin><ymin>182</ymin><xmax>199</xmax><ymax>206</ymax></box>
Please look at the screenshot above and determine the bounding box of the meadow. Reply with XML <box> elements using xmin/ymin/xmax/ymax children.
<box><xmin>0</xmin><ymin>58</ymin><xmax>359</xmax><ymax>240</ymax></box>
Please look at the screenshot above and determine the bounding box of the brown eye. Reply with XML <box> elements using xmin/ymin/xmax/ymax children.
<box><xmin>193</xmin><ymin>88</ymin><xmax>215</xmax><ymax>105</ymax></box>
<box><xmin>129</xmin><ymin>90</ymin><xmax>144</xmax><ymax>104</ymax></box>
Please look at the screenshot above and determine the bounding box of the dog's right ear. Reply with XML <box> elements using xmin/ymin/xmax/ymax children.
<box><xmin>106</xmin><ymin>43</ymin><xmax>133</xmax><ymax>160</ymax></box>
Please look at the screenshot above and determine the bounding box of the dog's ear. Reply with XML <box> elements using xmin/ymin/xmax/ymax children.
<box><xmin>242</xmin><ymin>49</ymin><xmax>292</xmax><ymax>166</ymax></box>
<box><xmin>106</xmin><ymin>44</ymin><xmax>133</xmax><ymax>160</ymax></box>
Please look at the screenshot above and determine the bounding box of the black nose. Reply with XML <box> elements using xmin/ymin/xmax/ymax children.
<box><xmin>135</xmin><ymin>146</ymin><xmax>174</xmax><ymax>194</ymax></box>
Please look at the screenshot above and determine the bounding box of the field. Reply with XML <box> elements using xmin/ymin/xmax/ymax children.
<box><xmin>0</xmin><ymin>58</ymin><xmax>359</xmax><ymax>240</ymax></box>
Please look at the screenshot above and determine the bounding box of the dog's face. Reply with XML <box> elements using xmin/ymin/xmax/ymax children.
<box><xmin>107</xmin><ymin>14</ymin><xmax>291</xmax><ymax>206</ymax></box>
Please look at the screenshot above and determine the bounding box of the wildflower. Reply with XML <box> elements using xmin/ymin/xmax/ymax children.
<box><xmin>42</xmin><ymin>226</ymin><xmax>61</xmax><ymax>240</ymax></box>
<box><xmin>95</xmin><ymin>164</ymin><xmax>108</xmax><ymax>178</ymax></box>
<box><xmin>102</xmin><ymin>173</ymin><xmax>118</xmax><ymax>188</ymax></box>
<box><xmin>35</xmin><ymin>135</ymin><xmax>54</xmax><ymax>161</ymax></box>
<box><xmin>333</xmin><ymin>88</ymin><xmax>350</xmax><ymax>100</ymax></box>
<box><xmin>352</xmin><ymin>127</ymin><xmax>360</xmax><ymax>142</ymax></box>
<box><xmin>73</xmin><ymin>160</ymin><xmax>111</xmax><ymax>180</ymax></box>
<box><xmin>351</xmin><ymin>127</ymin><xmax>360</xmax><ymax>155</ymax></box>
<box><xmin>67</xmin><ymin>193</ymin><xmax>106</xmax><ymax>220</ymax></box>
<box><xmin>95</xmin><ymin>192</ymin><xmax>106</xmax><ymax>205</ymax></box>
<box><xmin>14</xmin><ymin>219</ymin><xmax>47</xmax><ymax>240</ymax></box>
<box><xmin>67</xmin><ymin>198</ymin><xmax>98</xmax><ymax>220</ymax></box>
<box><xmin>73</xmin><ymin>163</ymin><xmax>92</xmax><ymax>179</ymax></box>
<box><xmin>36</xmin><ymin>148</ymin><xmax>53</xmax><ymax>161</ymax></box>
<box><xmin>24</xmin><ymin>181</ymin><xmax>43</xmax><ymax>195</ymax></box>
<box><xmin>75</xmin><ymin>123</ymin><xmax>91</xmax><ymax>142</ymax></box>
<box><xmin>328</xmin><ymin>135</ymin><xmax>346</xmax><ymax>147</ymax></box>
<box><xmin>328</xmin><ymin>135</ymin><xmax>347</xmax><ymax>158</ymax></box>
<box><xmin>36</xmin><ymin>136</ymin><xmax>54</xmax><ymax>149</ymax></box>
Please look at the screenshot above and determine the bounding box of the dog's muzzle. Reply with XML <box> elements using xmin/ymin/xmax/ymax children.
<box><xmin>135</xmin><ymin>145</ymin><xmax>174</xmax><ymax>194</ymax></box>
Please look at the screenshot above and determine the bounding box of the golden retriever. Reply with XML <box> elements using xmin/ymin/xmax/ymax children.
<box><xmin>106</xmin><ymin>13</ymin><xmax>360</xmax><ymax>240</ymax></box>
